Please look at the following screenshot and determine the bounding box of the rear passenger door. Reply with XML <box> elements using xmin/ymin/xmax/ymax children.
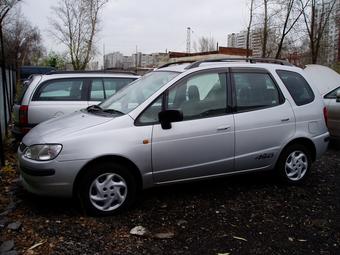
<box><xmin>232</xmin><ymin>68</ymin><xmax>295</xmax><ymax>171</ymax></box>
<box><xmin>29</xmin><ymin>78</ymin><xmax>88</xmax><ymax>124</ymax></box>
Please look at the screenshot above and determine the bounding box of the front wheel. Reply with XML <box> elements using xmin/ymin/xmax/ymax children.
<box><xmin>77</xmin><ymin>162</ymin><xmax>137</xmax><ymax>216</ymax></box>
<box><xmin>276</xmin><ymin>144</ymin><xmax>312</xmax><ymax>184</ymax></box>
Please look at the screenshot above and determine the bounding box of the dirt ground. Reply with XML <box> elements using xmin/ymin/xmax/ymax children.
<box><xmin>0</xmin><ymin>140</ymin><xmax>339</xmax><ymax>255</ymax></box>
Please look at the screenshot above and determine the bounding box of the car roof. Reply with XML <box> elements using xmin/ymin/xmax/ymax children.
<box><xmin>304</xmin><ymin>64</ymin><xmax>340</xmax><ymax>95</ymax></box>
<box><xmin>156</xmin><ymin>63</ymin><xmax>192</xmax><ymax>72</ymax></box>
<box><xmin>39</xmin><ymin>72</ymin><xmax>140</xmax><ymax>81</ymax></box>
<box><xmin>157</xmin><ymin>61</ymin><xmax>301</xmax><ymax>74</ymax></box>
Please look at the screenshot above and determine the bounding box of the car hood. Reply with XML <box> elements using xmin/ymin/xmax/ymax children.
<box><xmin>22</xmin><ymin>110</ymin><xmax>115</xmax><ymax>145</ymax></box>
<box><xmin>304</xmin><ymin>65</ymin><xmax>340</xmax><ymax>96</ymax></box>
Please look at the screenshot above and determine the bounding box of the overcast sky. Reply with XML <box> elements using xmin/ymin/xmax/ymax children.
<box><xmin>21</xmin><ymin>0</ymin><xmax>249</xmax><ymax>58</ymax></box>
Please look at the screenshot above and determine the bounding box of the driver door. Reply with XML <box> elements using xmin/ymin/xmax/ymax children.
<box><xmin>138</xmin><ymin>70</ymin><xmax>235</xmax><ymax>183</ymax></box>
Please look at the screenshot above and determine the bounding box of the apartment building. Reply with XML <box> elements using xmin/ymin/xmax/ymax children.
<box><xmin>316</xmin><ymin>0</ymin><xmax>340</xmax><ymax>64</ymax></box>
<box><xmin>103</xmin><ymin>52</ymin><xmax>125</xmax><ymax>69</ymax></box>
<box><xmin>104</xmin><ymin>52</ymin><xmax>169</xmax><ymax>69</ymax></box>
<box><xmin>227</xmin><ymin>29</ymin><xmax>262</xmax><ymax>57</ymax></box>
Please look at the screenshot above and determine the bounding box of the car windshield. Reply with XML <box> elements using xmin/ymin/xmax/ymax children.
<box><xmin>99</xmin><ymin>71</ymin><xmax>179</xmax><ymax>114</ymax></box>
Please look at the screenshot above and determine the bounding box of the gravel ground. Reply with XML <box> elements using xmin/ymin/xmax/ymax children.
<box><xmin>0</xmin><ymin>141</ymin><xmax>339</xmax><ymax>255</ymax></box>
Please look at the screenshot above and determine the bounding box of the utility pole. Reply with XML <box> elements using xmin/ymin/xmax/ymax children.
<box><xmin>186</xmin><ymin>27</ymin><xmax>191</xmax><ymax>53</ymax></box>
<box><xmin>103</xmin><ymin>43</ymin><xmax>105</xmax><ymax>70</ymax></box>
<box><xmin>338</xmin><ymin>19</ymin><xmax>340</xmax><ymax>62</ymax></box>
<box><xmin>135</xmin><ymin>45</ymin><xmax>138</xmax><ymax>73</ymax></box>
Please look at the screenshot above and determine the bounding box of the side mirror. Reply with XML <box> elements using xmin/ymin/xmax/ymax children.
<box><xmin>158</xmin><ymin>110</ymin><xmax>183</xmax><ymax>130</ymax></box>
<box><xmin>336</xmin><ymin>90</ymin><xmax>340</xmax><ymax>103</ymax></box>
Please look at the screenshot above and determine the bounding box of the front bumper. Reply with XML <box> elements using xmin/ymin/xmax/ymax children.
<box><xmin>18</xmin><ymin>148</ymin><xmax>88</xmax><ymax>197</ymax></box>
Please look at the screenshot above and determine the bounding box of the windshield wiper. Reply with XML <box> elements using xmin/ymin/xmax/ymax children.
<box><xmin>87</xmin><ymin>105</ymin><xmax>103</xmax><ymax>112</ymax></box>
<box><xmin>102</xmin><ymin>109</ymin><xmax>124</xmax><ymax>115</ymax></box>
<box><xmin>86</xmin><ymin>105</ymin><xmax>124</xmax><ymax>116</ymax></box>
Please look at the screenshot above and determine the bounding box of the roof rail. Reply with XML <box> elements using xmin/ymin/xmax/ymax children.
<box><xmin>185</xmin><ymin>57</ymin><xmax>293</xmax><ymax>69</ymax></box>
<box><xmin>46</xmin><ymin>70</ymin><xmax>138</xmax><ymax>75</ymax></box>
<box><xmin>157</xmin><ymin>60</ymin><xmax>196</xmax><ymax>69</ymax></box>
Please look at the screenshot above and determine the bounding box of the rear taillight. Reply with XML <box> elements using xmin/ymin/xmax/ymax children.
<box><xmin>19</xmin><ymin>105</ymin><xmax>29</xmax><ymax>125</ymax></box>
<box><xmin>323</xmin><ymin>106</ymin><xmax>328</xmax><ymax>127</ymax></box>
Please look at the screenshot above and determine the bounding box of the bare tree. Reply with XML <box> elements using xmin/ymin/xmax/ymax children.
<box><xmin>245</xmin><ymin>0</ymin><xmax>275</xmax><ymax>58</ymax></box>
<box><xmin>50</xmin><ymin>0</ymin><xmax>108</xmax><ymax>70</ymax></box>
<box><xmin>3</xmin><ymin>10</ymin><xmax>45</xmax><ymax>76</ymax></box>
<box><xmin>274</xmin><ymin>0</ymin><xmax>310</xmax><ymax>59</ymax></box>
<box><xmin>262</xmin><ymin>0</ymin><xmax>269</xmax><ymax>57</ymax></box>
<box><xmin>301</xmin><ymin>0</ymin><xmax>337</xmax><ymax>63</ymax></box>
<box><xmin>252</xmin><ymin>0</ymin><xmax>276</xmax><ymax>58</ymax></box>
<box><xmin>194</xmin><ymin>36</ymin><xmax>217</xmax><ymax>52</ymax></box>
<box><xmin>0</xmin><ymin>0</ymin><xmax>20</xmax><ymax>141</ymax></box>
<box><xmin>246</xmin><ymin>0</ymin><xmax>255</xmax><ymax>57</ymax></box>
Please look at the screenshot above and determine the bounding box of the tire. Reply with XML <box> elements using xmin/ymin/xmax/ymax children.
<box><xmin>77</xmin><ymin>162</ymin><xmax>137</xmax><ymax>216</ymax></box>
<box><xmin>276</xmin><ymin>144</ymin><xmax>312</xmax><ymax>184</ymax></box>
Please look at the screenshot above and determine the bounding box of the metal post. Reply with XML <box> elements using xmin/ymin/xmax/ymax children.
<box><xmin>186</xmin><ymin>27</ymin><xmax>191</xmax><ymax>53</ymax></box>
<box><xmin>0</xmin><ymin>119</ymin><xmax>4</xmax><ymax>167</ymax></box>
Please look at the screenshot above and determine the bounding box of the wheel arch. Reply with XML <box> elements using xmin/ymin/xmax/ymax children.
<box><xmin>73</xmin><ymin>155</ymin><xmax>143</xmax><ymax>197</ymax></box>
<box><xmin>279</xmin><ymin>137</ymin><xmax>317</xmax><ymax>163</ymax></box>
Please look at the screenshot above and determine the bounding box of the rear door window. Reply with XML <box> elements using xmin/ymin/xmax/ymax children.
<box><xmin>33</xmin><ymin>79</ymin><xmax>84</xmax><ymax>101</ymax></box>
<box><xmin>276</xmin><ymin>70</ymin><xmax>315</xmax><ymax>106</ymax></box>
<box><xmin>90</xmin><ymin>79</ymin><xmax>105</xmax><ymax>101</ymax></box>
<box><xmin>232</xmin><ymin>72</ymin><xmax>282</xmax><ymax>111</ymax></box>
<box><xmin>104</xmin><ymin>78</ymin><xmax>136</xmax><ymax>98</ymax></box>
<box><xmin>89</xmin><ymin>78</ymin><xmax>136</xmax><ymax>101</ymax></box>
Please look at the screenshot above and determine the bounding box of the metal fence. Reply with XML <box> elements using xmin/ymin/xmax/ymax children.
<box><xmin>0</xmin><ymin>66</ymin><xmax>16</xmax><ymax>167</ymax></box>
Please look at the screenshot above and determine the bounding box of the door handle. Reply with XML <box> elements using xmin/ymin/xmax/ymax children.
<box><xmin>217</xmin><ymin>126</ymin><xmax>231</xmax><ymax>131</ymax></box>
<box><xmin>281</xmin><ymin>118</ymin><xmax>290</xmax><ymax>122</ymax></box>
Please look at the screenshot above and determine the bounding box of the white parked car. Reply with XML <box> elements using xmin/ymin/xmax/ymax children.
<box><xmin>12</xmin><ymin>71</ymin><xmax>139</xmax><ymax>138</ymax></box>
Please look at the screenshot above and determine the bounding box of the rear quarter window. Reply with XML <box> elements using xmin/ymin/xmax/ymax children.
<box><xmin>324</xmin><ymin>86</ymin><xmax>340</xmax><ymax>99</ymax></box>
<box><xmin>16</xmin><ymin>82</ymin><xmax>30</xmax><ymax>104</ymax></box>
<box><xmin>276</xmin><ymin>70</ymin><xmax>315</xmax><ymax>106</ymax></box>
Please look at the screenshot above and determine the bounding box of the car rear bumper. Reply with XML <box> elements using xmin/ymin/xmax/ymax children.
<box><xmin>11</xmin><ymin>124</ymin><xmax>34</xmax><ymax>139</ymax></box>
<box><xmin>312</xmin><ymin>132</ymin><xmax>330</xmax><ymax>159</ymax></box>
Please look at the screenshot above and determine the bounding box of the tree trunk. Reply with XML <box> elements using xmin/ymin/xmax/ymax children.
<box><xmin>246</xmin><ymin>0</ymin><xmax>254</xmax><ymax>58</ymax></box>
<box><xmin>262</xmin><ymin>0</ymin><xmax>268</xmax><ymax>58</ymax></box>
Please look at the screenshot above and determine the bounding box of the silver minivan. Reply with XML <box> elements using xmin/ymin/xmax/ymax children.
<box><xmin>17</xmin><ymin>59</ymin><xmax>329</xmax><ymax>215</ymax></box>
<box><xmin>12</xmin><ymin>71</ymin><xmax>139</xmax><ymax>138</ymax></box>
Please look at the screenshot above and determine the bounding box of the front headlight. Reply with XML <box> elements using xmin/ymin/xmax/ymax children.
<box><xmin>24</xmin><ymin>144</ymin><xmax>62</xmax><ymax>161</ymax></box>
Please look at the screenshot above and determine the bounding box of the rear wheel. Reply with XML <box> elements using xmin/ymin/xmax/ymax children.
<box><xmin>77</xmin><ymin>162</ymin><xmax>137</xmax><ymax>216</ymax></box>
<box><xmin>276</xmin><ymin>144</ymin><xmax>312</xmax><ymax>184</ymax></box>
